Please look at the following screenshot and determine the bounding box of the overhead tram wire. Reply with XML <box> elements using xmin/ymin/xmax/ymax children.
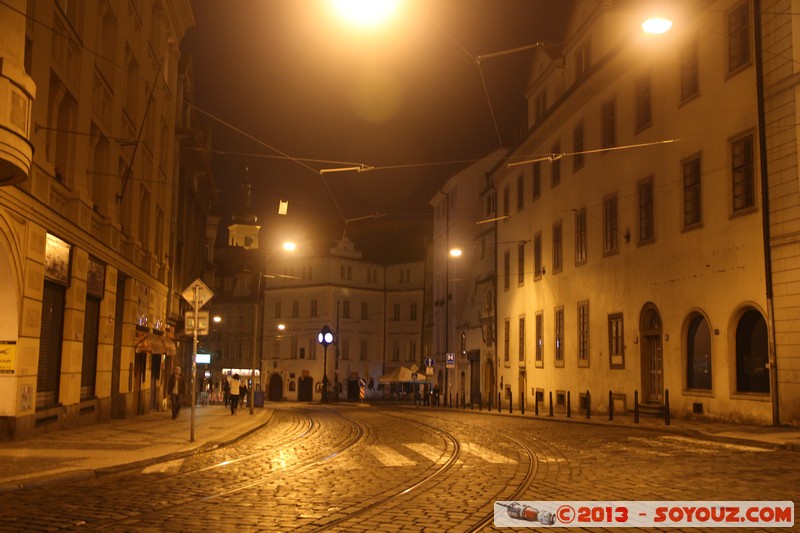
<box><xmin>187</xmin><ymin>102</ymin><xmax>349</xmax><ymax>225</ymax></box>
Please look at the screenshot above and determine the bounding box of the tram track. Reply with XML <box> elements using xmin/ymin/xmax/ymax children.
<box><xmin>83</xmin><ymin>406</ymin><xmax>368</xmax><ymax>530</ymax></box>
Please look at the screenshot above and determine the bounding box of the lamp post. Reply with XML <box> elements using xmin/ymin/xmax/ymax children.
<box><xmin>318</xmin><ymin>324</ymin><xmax>334</xmax><ymax>403</ymax></box>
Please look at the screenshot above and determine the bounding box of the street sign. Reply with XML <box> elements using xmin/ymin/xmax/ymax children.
<box><xmin>426</xmin><ymin>366</ymin><xmax>434</xmax><ymax>376</ymax></box>
<box><xmin>185</xmin><ymin>310</ymin><xmax>209</xmax><ymax>335</ymax></box>
<box><xmin>358</xmin><ymin>378</ymin><xmax>366</xmax><ymax>387</ymax></box>
<box><xmin>446</xmin><ymin>352</ymin><xmax>455</xmax><ymax>368</ymax></box>
<box><xmin>411</xmin><ymin>372</ymin><xmax>418</xmax><ymax>381</ymax></box>
<box><xmin>424</xmin><ymin>357</ymin><xmax>435</xmax><ymax>368</ymax></box>
<box><xmin>181</xmin><ymin>278</ymin><xmax>214</xmax><ymax>309</ymax></box>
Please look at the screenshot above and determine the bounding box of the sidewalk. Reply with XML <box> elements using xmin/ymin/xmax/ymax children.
<box><xmin>0</xmin><ymin>404</ymin><xmax>272</xmax><ymax>493</ymax></box>
<box><xmin>1</xmin><ymin>401</ymin><xmax>798</xmax><ymax>493</ymax></box>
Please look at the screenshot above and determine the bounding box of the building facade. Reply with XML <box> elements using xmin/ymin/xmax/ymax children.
<box><xmin>0</xmin><ymin>0</ymin><xmax>196</xmax><ymax>440</ymax></box>
<box><xmin>483</xmin><ymin>0</ymin><xmax>798</xmax><ymax>424</ymax></box>
<box><xmin>430</xmin><ymin>151</ymin><xmax>504</xmax><ymax>408</ymax></box>
<box><xmin>208</xmin><ymin>207</ymin><xmax>428</xmax><ymax>403</ymax></box>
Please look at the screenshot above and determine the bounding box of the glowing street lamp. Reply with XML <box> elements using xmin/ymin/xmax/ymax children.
<box><xmin>330</xmin><ymin>0</ymin><xmax>400</xmax><ymax>27</ymax></box>
<box><xmin>641</xmin><ymin>17</ymin><xmax>672</xmax><ymax>34</ymax></box>
<box><xmin>318</xmin><ymin>325</ymin><xmax>335</xmax><ymax>403</ymax></box>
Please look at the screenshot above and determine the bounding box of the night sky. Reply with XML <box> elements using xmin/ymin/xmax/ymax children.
<box><xmin>182</xmin><ymin>0</ymin><xmax>573</xmax><ymax>263</ymax></box>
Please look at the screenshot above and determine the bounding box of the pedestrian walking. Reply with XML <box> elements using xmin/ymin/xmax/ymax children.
<box><xmin>223</xmin><ymin>378</ymin><xmax>230</xmax><ymax>407</ymax></box>
<box><xmin>167</xmin><ymin>366</ymin><xmax>186</xmax><ymax>419</ymax></box>
<box><xmin>229</xmin><ymin>374</ymin><xmax>241</xmax><ymax>415</ymax></box>
<box><xmin>240</xmin><ymin>381</ymin><xmax>248</xmax><ymax>409</ymax></box>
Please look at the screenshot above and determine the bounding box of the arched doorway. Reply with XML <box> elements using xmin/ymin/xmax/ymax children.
<box><xmin>268</xmin><ymin>373</ymin><xmax>283</xmax><ymax>401</ymax></box>
<box><xmin>640</xmin><ymin>303</ymin><xmax>663</xmax><ymax>403</ymax></box>
<box><xmin>735</xmin><ymin>308</ymin><xmax>769</xmax><ymax>393</ymax></box>
<box><xmin>298</xmin><ymin>375</ymin><xmax>313</xmax><ymax>401</ymax></box>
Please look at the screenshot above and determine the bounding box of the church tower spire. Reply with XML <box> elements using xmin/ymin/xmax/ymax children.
<box><xmin>227</xmin><ymin>167</ymin><xmax>261</xmax><ymax>249</ymax></box>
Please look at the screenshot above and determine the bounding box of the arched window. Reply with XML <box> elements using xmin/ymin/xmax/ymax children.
<box><xmin>735</xmin><ymin>309</ymin><xmax>769</xmax><ymax>393</ymax></box>
<box><xmin>686</xmin><ymin>313</ymin><xmax>711</xmax><ymax>390</ymax></box>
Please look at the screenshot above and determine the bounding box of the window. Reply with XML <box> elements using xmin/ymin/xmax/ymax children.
<box><xmin>602</xmin><ymin>97</ymin><xmax>616</xmax><ymax>148</ymax></box>
<box><xmin>310</xmin><ymin>299</ymin><xmax>318</xmax><ymax>318</ymax></box>
<box><xmin>504</xmin><ymin>319</ymin><xmax>510</xmax><ymax>362</ymax></box>
<box><xmin>534</xmin><ymin>233</ymin><xmax>542</xmax><ymax>279</ymax></box>
<box><xmin>503</xmin><ymin>185</ymin><xmax>510</xmax><ymax>217</ymax></box>
<box><xmin>341</xmin><ymin>338</ymin><xmax>350</xmax><ymax>360</ymax></box>
<box><xmin>503</xmin><ymin>250</ymin><xmax>510</xmax><ymax>290</ymax></box>
<box><xmin>635</xmin><ymin>74</ymin><xmax>652</xmax><ymax>131</ymax></box>
<box><xmin>361</xmin><ymin>302</ymin><xmax>368</xmax><ymax>320</ymax></box>
<box><xmin>732</xmin><ymin>134</ymin><xmax>755</xmax><ymax>212</ymax></box>
<box><xmin>409</xmin><ymin>303</ymin><xmax>417</xmax><ymax>321</ymax></box>
<box><xmin>575</xmin><ymin>40</ymin><xmax>590</xmax><ymax>81</ymax></box>
<box><xmin>342</xmin><ymin>300</ymin><xmax>351</xmax><ymax>319</ymax></box>
<box><xmin>535</xmin><ymin>312</ymin><xmax>544</xmax><ymax>366</ymax></box>
<box><xmin>407</xmin><ymin>340</ymin><xmax>416</xmax><ymax>361</ymax></box>
<box><xmin>360</xmin><ymin>339</ymin><xmax>368</xmax><ymax>360</ymax></box>
<box><xmin>577</xmin><ymin>301</ymin><xmax>589</xmax><ymax>366</ymax></box>
<box><xmin>686</xmin><ymin>313</ymin><xmax>712</xmax><ymax>390</ymax></box>
<box><xmin>638</xmin><ymin>178</ymin><xmax>654</xmax><ymax>244</ymax></box>
<box><xmin>683</xmin><ymin>155</ymin><xmax>702</xmax><ymax>228</ymax></box>
<box><xmin>392</xmin><ymin>341</ymin><xmax>400</xmax><ymax>361</ymax></box>
<box><xmin>532</xmin><ymin>162</ymin><xmax>541</xmax><ymax>200</ymax></box>
<box><xmin>291</xmin><ymin>300</ymin><xmax>299</xmax><ymax>318</ymax></box>
<box><xmin>609</xmin><ymin>313</ymin><xmax>624</xmax><ymax>369</ymax></box>
<box><xmin>518</xmin><ymin>243</ymin><xmax>525</xmax><ymax>286</ymax></box>
<box><xmin>603</xmin><ymin>195</ymin><xmax>618</xmax><ymax>255</ymax></box>
<box><xmin>393</xmin><ymin>303</ymin><xmax>400</xmax><ymax>321</ymax></box>
<box><xmin>573</xmin><ymin>121</ymin><xmax>584</xmax><ymax>171</ymax></box>
<box><xmin>274</xmin><ymin>301</ymin><xmax>281</xmax><ymax>319</ymax></box>
<box><xmin>552</xmin><ymin>221</ymin><xmax>563</xmax><ymax>273</ymax></box>
<box><xmin>534</xmin><ymin>89</ymin><xmax>547</xmax><ymax>123</ymax></box>
<box><xmin>486</xmin><ymin>192</ymin><xmax>496</xmax><ymax>216</ymax></box>
<box><xmin>575</xmin><ymin>209</ymin><xmax>587</xmax><ymax>265</ymax></box>
<box><xmin>680</xmin><ymin>39</ymin><xmax>699</xmax><ymax>102</ymax></box>
<box><xmin>517</xmin><ymin>173</ymin><xmax>524</xmax><ymax>210</ymax></box>
<box><xmin>554</xmin><ymin>307</ymin><xmax>564</xmax><ymax>366</ymax></box>
<box><xmin>727</xmin><ymin>1</ymin><xmax>751</xmax><ymax>74</ymax></box>
<box><xmin>735</xmin><ymin>309</ymin><xmax>769</xmax><ymax>393</ymax></box>
<box><xmin>519</xmin><ymin>316</ymin><xmax>526</xmax><ymax>362</ymax></box>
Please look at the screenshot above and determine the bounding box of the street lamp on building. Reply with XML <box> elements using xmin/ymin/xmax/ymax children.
<box><xmin>318</xmin><ymin>324</ymin><xmax>334</xmax><ymax>403</ymax></box>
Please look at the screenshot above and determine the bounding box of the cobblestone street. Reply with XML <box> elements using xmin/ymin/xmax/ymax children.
<box><xmin>0</xmin><ymin>404</ymin><xmax>797</xmax><ymax>532</ymax></box>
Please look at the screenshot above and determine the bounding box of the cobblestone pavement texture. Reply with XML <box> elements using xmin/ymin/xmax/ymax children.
<box><xmin>0</xmin><ymin>402</ymin><xmax>798</xmax><ymax>532</ymax></box>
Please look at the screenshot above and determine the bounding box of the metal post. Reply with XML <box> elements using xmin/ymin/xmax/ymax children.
<box><xmin>321</xmin><ymin>342</ymin><xmax>329</xmax><ymax>403</ymax></box>
<box><xmin>509</xmin><ymin>389</ymin><xmax>512</xmax><ymax>414</ymax></box>
<box><xmin>608</xmin><ymin>390</ymin><xmax>614</xmax><ymax>421</ymax></box>
<box><xmin>549</xmin><ymin>390</ymin><xmax>553</xmax><ymax>417</ymax></box>
<box><xmin>535</xmin><ymin>393</ymin><xmax>539</xmax><ymax>416</ymax></box>
<box><xmin>190</xmin><ymin>285</ymin><xmax>198</xmax><ymax>442</ymax></box>
<box><xmin>665</xmin><ymin>389</ymin><xmax>670</xmax><ymax>426</ymax></box>
<box><xmin>586</xmin><ymin>389</ymin><xmax>591</xmax><ymax>419</ymax></box>
<box><xmin>520</xmin><ymin>390</ymin><xmax>524</xmax><ymax>415</ymax></box>
<box><xmin>567</xmin><ymin>391</ymin><xmax>571</xmax><ymax>418</ymax></box>
<box><xmin>634</xmin><ymin>390</ymin><xmax>639</xmax><ymax>423</ymax></box>
<box><xmin>498</xmin><ymin>391</ymin><xmax>501</xmax><ymax>413</ymax></box>
<box><xmin>334</xmin><ymin>301</ymin><xmax>340</xmax><ymax>402</ymax></box>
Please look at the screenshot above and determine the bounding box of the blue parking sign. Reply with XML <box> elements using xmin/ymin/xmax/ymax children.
<box><xmin>446</xmin><ymin>352</ymin><xmax>455</xmax><ymax>368</ymax></box>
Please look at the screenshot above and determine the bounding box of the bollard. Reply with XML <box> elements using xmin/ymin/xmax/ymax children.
<box><xmin>586</xmin><ymin>389</ymin><xmax>591</xmax><ymax>419</ymax></box>
<box><xmin>509</xmin><ymin>392</ymin><xmax>513</xmax><ymax>414</ymax></box>
<box><xmin>463</xmin><ymin>392</ymin><xmax>466</xmax><ymax>409</ymax></box>
<box><xmin>567</xmin><ymin>391</ymin><xmax>571</xmax><ymax>418</ymax></box>
<box><xmin>634</xmin><ymin>390</ymin><xmax>639</xmax><ymax>423</ymax></box>
<box><xmin>535</xmin><ymin>393</ymin><xmax>539</xmax><ymax>416</ymax></box>
<box><xmin>549</xmin><ymin>390</ymin><xmax>554</xmax><ymax>417</ymax></box>
<box><xmin>665</xmin><ymin>389</ymin><xmax>670</xmax><ymax>426</ymax></box>
<box><xmin>479</xmin><ymin>392</ymin><xmax>482</xmax><ymax>411</ymax></box>
<box><xmin>498</xmin><ymin>392</ymin><xmax>501</xmax><ymax>413</ymax></box>
<box><xmin>521</xmin><ymin>391</ymin><xmax>525</xmax><ymax>415</ymax></box>
<box><xmin>450</xmin><ymin>392</ymin><xmax>453</xmax><ymax>408</ymax></box>
<box><xmin>608</xmin><ymin>390</ymin><xmax>614</xmax><ymax>421</ymax></box>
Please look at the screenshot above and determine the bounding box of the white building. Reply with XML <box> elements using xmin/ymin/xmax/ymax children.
<box><xmin>430</xmin><ymin>150</ymin><xmax>504</xmax><ymax>408</ymax></box>
<box><xmin>485</xmin><ymin>0</ymin><xmax>798</xmax><ymax>424</ymax></box>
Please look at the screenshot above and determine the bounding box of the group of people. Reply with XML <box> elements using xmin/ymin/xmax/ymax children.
<box><xmin>223</xmin><ymin>374</ymin><xmax>248</xmax><ymax>415</ymax></box>
<box><xmin>167</xmin><ymin>366</ymin><xmax>251</xmax><ymax>419</ymax></box>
